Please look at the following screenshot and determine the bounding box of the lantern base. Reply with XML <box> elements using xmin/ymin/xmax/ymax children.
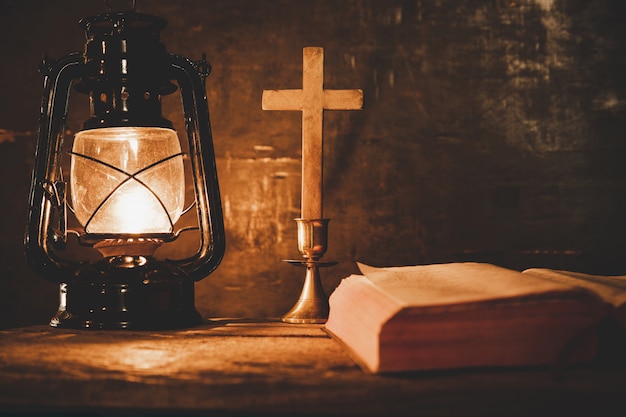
<box><xmin>50</xmin><ymin>258</ymin><xmax>202</xmax><ymax>330</ymax></box>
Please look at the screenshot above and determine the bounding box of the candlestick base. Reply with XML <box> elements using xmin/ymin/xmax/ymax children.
<box><xmin>282</xmin><ymin>218</ymin><xmax>335</xmax><ymax>324</ymax></box>
<box><xmin>282</xmin><ymin>260</ymin><xmax>337</xmax><ymax>324</ymax></box>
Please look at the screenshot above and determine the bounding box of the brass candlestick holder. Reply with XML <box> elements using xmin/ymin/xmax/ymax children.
<box><xmin>282</xmin><ymin>218</ymin><xmax>337</xmax><ymax>323</ymax></box>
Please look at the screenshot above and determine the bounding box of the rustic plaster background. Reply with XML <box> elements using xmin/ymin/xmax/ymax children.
<box><xmin>1</xmin><ymin>0</ymin><xmax>625</xmax><ymax>328</ymax></box>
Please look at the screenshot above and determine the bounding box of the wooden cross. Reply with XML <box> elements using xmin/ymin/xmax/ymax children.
<box><xmin>262</xmin><ymin>47</ymin><xmax>363</xmax><ymax>219</ymax></box>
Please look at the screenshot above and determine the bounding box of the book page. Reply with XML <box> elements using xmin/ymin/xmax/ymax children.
<box><xmin>357</xmin><ymin>262</ymin><xmax>594</xmax><ymax>308</ymax></box>
<box><xmin>523</xmin><ymin>268</ymin><xmax>626</xmax><ymax>309</ymax></box>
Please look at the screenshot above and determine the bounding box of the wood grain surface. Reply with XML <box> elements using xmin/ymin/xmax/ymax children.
<box><xmin>1</xmin><ymin>321</ymin><xmax>625</xmax><ymax>416</ymax></box>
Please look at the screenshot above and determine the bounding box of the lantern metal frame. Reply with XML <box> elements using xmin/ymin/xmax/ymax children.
<box><xmin>25</xmin><ymin>4</ymin><xmax>225</xmax><ymax>329</ymax></box>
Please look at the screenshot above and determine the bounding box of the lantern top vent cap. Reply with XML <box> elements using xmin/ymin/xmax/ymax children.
<box><xmin>79</xmin><ymin>9</ymin><xmax>167</xmax><ymax>39</ymax></box>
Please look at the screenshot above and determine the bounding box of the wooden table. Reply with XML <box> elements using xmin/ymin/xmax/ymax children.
<box><xmin>0</xmin><ymin>320</ymin><xmax>625</xmax><ymax>416</ymax></box>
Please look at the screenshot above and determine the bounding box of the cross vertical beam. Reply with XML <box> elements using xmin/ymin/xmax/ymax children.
<box><xmin>262</xmin><ymin>47</ymin><xmax>363</xmax><ymax>219</ymax></box>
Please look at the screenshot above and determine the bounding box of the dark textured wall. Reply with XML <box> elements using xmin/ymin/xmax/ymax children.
<box><xmin>1</xmin><ymin>0</ymin><xmax>625</xmax><ymax>328</ymax></box>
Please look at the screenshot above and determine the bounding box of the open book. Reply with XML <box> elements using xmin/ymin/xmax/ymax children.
<box><xmin>324</xmin><ymin>263</ymin><xmax>626</xmax><ymax>374</ymax></box>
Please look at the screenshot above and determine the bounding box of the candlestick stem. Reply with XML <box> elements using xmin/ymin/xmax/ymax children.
<box><xmin>281</xmin><ymin>262</ymin><xmax>328</xmax><ymax>323</ymax></box>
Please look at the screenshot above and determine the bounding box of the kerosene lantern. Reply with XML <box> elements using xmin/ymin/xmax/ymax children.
<box><xmin>25</xmin><ymin>1</ymin><xmax>225</xmax><ymax>329</ymax></box>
